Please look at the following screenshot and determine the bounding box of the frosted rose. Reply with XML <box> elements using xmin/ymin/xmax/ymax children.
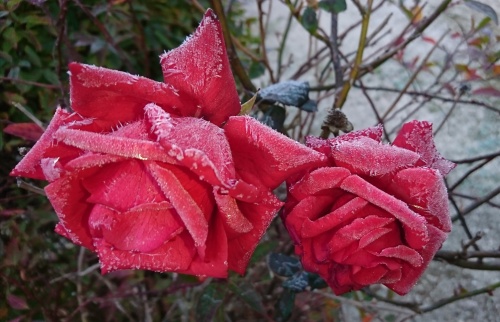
<box><xmin>283</xmin><ymin>122</ymin><xmax>455</xmax><ymax>295</ymax></box>
<box><xmin>10</xmin><ymin>10</ymin><xmax>326</xmax><ymax>277</ymax></box>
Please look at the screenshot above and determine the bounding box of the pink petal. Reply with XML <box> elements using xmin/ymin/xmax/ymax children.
<box><xmin>288</xmin><ymin>167</ymin><xmax>351</xmax><ymax>199</ymax></box>
<box><xmin>65</xmin><ymin>153</ymin><xmax>126</xmax><ymax>171</ymax></box>
<box><xmin>385</xmin><ymin>225</ymin><xmax>448</xmax><ymax>295</ymax></box>
<box><xmin>341</xmin><ymin>175</ymin><xmax>429</xmax><ymax>249</ymax></box>
<box><xmin>391</xmin><ymin>168</ymin><xmax>452</xmax><ymax>232</ymax></box>
<box><xmin>4</xmin><ymin>122</ymin><xmax>44</xmax><ymax>141</ymax></box>
<box><xmin>328</xmin><ymin>215</ymin><xmax>395</xmax><ymax>253</ymax></box>
<box><xmin>392</xmin><ymin>120</ymin><xmax>456</xmax><ymax>176</ymax></box>
<box><xmin>53</xmin><ymin>127</ymin><xmax>176</xmax><ymax>164</ymax></box>
<box><xmin>226</xmin><ymin>197</ymin><xmax>282</xmax><ymax>274</ymax></box>
<box><xmin>214</xmin><ymin>189</ymin><xmax>253</xmax><ymax>234</ymax></box>
<box><xmin>352</xmin><ymin>265</ymin><xmax>388</xmax><ymax>285</ymax></box>
<box><xmin>224</xmin><ymin>115</ymin><xmax>328</xmax><ymax>189</ymax></box>
<box><xmin>82</xmin><ymin>160</ymin><xmax>166</xmax><ymax>213</ymax></box>
<box><xmin>160</xmin><ymin>9</ymin><xmax>240</xmax><ymax>126</ymax></box>
<box><xmin>102</xmin><ymin>202</ymin><xmax>184</xmax><ymax>253</ymax></box>
<box><xmin>10</xmin><ymin>107</ymin><xmax>80</xmax><ymax>180</ymax></box>
<box><xmin>358</xmin><ymin>227</ymin><xmax>393</xmax><ymax>248</ymax></box>
<box><xmin>332</xmin><ymin>137</ymin><xmax>420</xmax><ymax>176</ymax></box>
<box><xmin>302</xmin><ymin>197</ymin><xmax>369</xmax><ymax>238</ymax></box>
<box><xmin>95</xmin><ymin>233</ymin><xmax>195</xmax><ymax>274</ymax></box>
<box><xmin>145</xmin><ymin>103</ymin><xmax>235</xmax><ymax>186</ymax></box>
<box><xmin>284</xmin><ymin>195</ymin><xmax>338</xmax><ymax>241</ymax></box>
<box><xmin>146</xmin><ymin>162</ymin><xmax>209</xmax><ymax>258</ymax></box>
<box><xmin>45</xmin><ymin>169</ymin><xmax>96</xmax><ymax>250</ymax></box>
<box><xmin>374</xmin><ymin>245</ymin><xmax>424</xmax><ymax>267</ymax></box>
<box><xmin>185</xmin><ymin>215</ymin><xmax>229</xmax><ymax>278</ymax></box>
<box><xmin>69</xmin><ymin>63</ymin><xmax>181</xmax><ymax>123</ymax></box>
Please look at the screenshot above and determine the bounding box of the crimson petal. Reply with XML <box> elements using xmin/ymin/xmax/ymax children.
<box><xmin>160</xmin><ymin>9</ymin><xmax>240</xmax><ymax>126</ymax></box>
<box><xmin>341</xmin><ymin>175</ymin><xmax>429</xmax><ymax>249</ymax></box>
<box><xmin>69</xmin><ymin>63</ymin><xmax>181</xmax><ymax>123</ymax></box>
<box><xmin>392</xmin><ymin>120</ymin><xmax>456</xmax><ymax>176</ymax></box>
<box><xmin>145</xmin><ymin>103</ymin><xmax>235</xmax><ymax>186</ymax></box>
<box><xmin>224</xmin><ymin>115</ymin><xmax>328</xmax><ymax>189</ymax></box>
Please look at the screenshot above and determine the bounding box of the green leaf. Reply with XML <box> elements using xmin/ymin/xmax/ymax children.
<box><xmin>274</xmin><ymin>289</ymin><xmax>295</xmax><ymax>322</ymax></box>
<box><xmin>301</xmin><ymin>7</ymin><xmax>318</xmax><ymax>34</ymax></box>
<box><xmin>465</xmin><ymin>0</ymin><xmax>498</xmax><ymax>25</ymax></box>
<box><xmin>195</xmin><ymin>282</ymin><xmax>225</xmax><ymax>322</ymax></box>
<box><xmin>42</xmin><ymin>69</ymin><xmax>60</xmax><ymax>85</ymax></box>
<box><xmin>283</xmin><ymin>271</ymin><xmax>309</xmax><ymax>292</ymax></box>
<box><xmin>24</xmin><ymin>46</ymin><xmax>41</xmax><ymax>67</ymax></box>
<box><xmin>268</xmin><ymin>253</ymin><xmax>302</xmax><ymax>277</ymax></box>
<box><xmin>319</xmin><ymin>0</ymin><xmax>347</xmax><ymax>13</ymax></box>
<box><xmin>240</xmin><ymin>91</ymin><xmax>258</xmax><ymax>115</ymax></box>
<box><xmin>3</xmin><ymin>27</ymin><xmax>18</xmax><ymax>49</ymax></box>
<box><xmin>229</xmin><ymin>282</ymin><xmax>266</xmax><ymax>314</ymax></box>
<box><xmin>248</xmin><ymin>61</ymin><xmax>265</xmax><ymax>79</ymax></box>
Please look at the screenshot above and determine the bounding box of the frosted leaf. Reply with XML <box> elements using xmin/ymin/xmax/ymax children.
<box><xmin>393</xmin><ymin>120</ymin><xmax>456</xmax><ymax>176</ymax></box>
<box><xmin>332</xmin><ymin>137</ymin><xmax>420</xmax><ymax>176</ymax></box>
<box><xmin>145</xmin><ymin>103</ymin><xmax>236</xmax><ymax>187</ymax></box>
<box><xmin>160</xmin><ymin>9</ymin><xmax>240</xmax><ymax>125</ymax></box>
<box><xmin>340</xmin><ymin>175</ymin><xmax>429</xmax><ymax>249</ymax></box>
<box><xmin>224</xmin><ymin>115</ymin><xmax>328</xmax><ymax>189</ymax></box>
<box><xmin>147</xmin><ymin>162</ymin><xmax>208</xmax><ymax>258</ymax></box>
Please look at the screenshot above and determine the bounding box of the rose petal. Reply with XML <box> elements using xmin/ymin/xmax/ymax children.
<box><xmin>102</xmin><ymin>202</ymin><xmax>184</xmax><ymax>253</ymax></box>
<box><xmin>302</xmin><ymin>197</ymin><xmax>369</xmax><ymax>238</ymax></box>
<box><xmin>69</xmin><ymin>63</ymin><xmax>181</xmax><ymax>123</ymax></box>
<box><xmin>10</xmin><ymin>107</ymin><xmax>80</xmax><ymax>180</ymax></box>
<box><xmin>341</xmin><ymin>175</ymin><xmax>429</xmax><ymax>249</ymax></box>
<box><xmin>288</xmin><ymin>167</ymin><xmax>351</xmax><ymax>199</ymax></box>
<box><xmin>333</xmin><ymin>124</ymin><xmax>383</xmax><ymax>143</ymax></box>
<box><xmin>392</xmin><ymin>120</ymin><xmax>456</xmax><ymax>176</ymax></box>
<box><xmin>385</xmin><ymin>225</ymin><xmax>447</xmax><ymax>295</ymax></box>
<box><xmin>328</xmin><ymin>215</ymin><xmax>396</xmax><ymax>253</ymax></box>
<box><xmin>226</xmin><ymin>197</ymin><xmax>282</xmax><ymax>274</ymax></box>
<box><xmin>391</xmin><ymin>167</ymin><xmax>452</xmax><ymax>232</ymax></box>
<box><xmin>45</xmin><ymin>169</ymin><xmax>96</xmax><ymax>250</ymax></box>
<box><xmin>332</xmin><ymin>137</ymin><xmax>420</xmax><ymax>176</ymax></box>
<box><xmin>224</xmin><ymin>115</ymin><xmax>328</xmax><ymax>189</ymax></box>
<box><xmin>53</xmin><ymin>127</ymin><xmax>176</xmax><ymax>164</ymax></box>
<box><xmin>145</xmin><ymin>103</ymin><xmax>235</xmax><ymax>186</ymax></box>
<box><xmin>214</xmin><ymin>189</ymin><xmax>253</xmax><ymax>234</ymax></box>
<box><xmin>65</xmin><ymin>153</ymin><xmax>126</xmax><ymax>171</ymax></box>
<box><xmin>352</xmin><ymin>265</ymin><xmax>388</xmax><ymax>285</ymax></box>
<box><xmin>185</xmin><ymin>215</ymin><xmax>229</xmax><ymax>278</ymax></box>
<box><xmin>160</xmin><ymin>9</ymin><xmax>240</xmax><ymax>126</ymax></box>
<box><xmin>374</xmin><ymin>245</ymin><xmax>424</xmax><ymax>267</ymax></box>
<box><xmin>82</xmin><ymin>160</ymin><xmax>166</xmax><ymax>213</ymax></box>
<box><xmin>146</xmin><ymin>162</ymin><xmax>209</xmax><ymax>258</ymax></box>
<box><xmin>95</xmin><ymin>233</ymin><xmax>195</xmax><ymax>274</ymax></box>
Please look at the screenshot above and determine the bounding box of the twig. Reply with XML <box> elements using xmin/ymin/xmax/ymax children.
<box><xmin>11</xmin><ymin>102</ymin><xmax>46</xmax><ymax>129</ymax></box>
<box><xmin>450</xmin><ymin>150</ymin><xmax>500</xmax><ymax>164</ymax></box>
<box><xmin>209</xmin><ymin>0</ymin><xmax>257</xmax><ymax>93</ymax></box>
<box><xmin>257</xmin><ymin>0</ymin><xmax>276</xmax><ymax>83</ymax></box>
<box><xmin>277</xmin><ymin>0</ymin><xmax>297</xmax><ymax>81</ymax></box>
<box><xmin>76</xmin><ymin>247</ymin><xmax>89</xmax><ymax>322</ymax></box>
<box><xmin>451</xmin><ymin>186</ymin><xmax>500</xmax><ymax>221</ymax></box>
<box><xmin>16</xmin><ymin>179</ymin><xmax>46</xmax><ymax>196</ymax></box>
<box><xmin>1</xmin><ymin>77</ymin><xmax>60</xmax><ymax>89</ymax></box>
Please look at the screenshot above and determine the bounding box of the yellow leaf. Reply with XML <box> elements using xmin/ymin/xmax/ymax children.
<box><xmin>239</xmin><ymin>91</ymin><xmax>259</xmax><ymax>115</ymax></box>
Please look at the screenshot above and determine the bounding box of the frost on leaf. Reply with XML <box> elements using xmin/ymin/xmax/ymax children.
<box><xmin>392</xmin><ymin>120</ymin><xmax>456</xmax><ymax>176</ymax></box>
<box><xmin>160</xmin><ymin>9</ymin><xmax>240</xmax><ymax>126</ymax></box>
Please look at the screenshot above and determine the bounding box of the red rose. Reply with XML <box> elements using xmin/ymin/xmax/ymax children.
<box><xmin>283</xmin><ymin>122</ymin><xmax>455</xmax><ymax>295</ymax></box>
<box><xmin>11</xmin><ymin>10</ymin><xmax>326</xmax><ymax>277</ymax></box>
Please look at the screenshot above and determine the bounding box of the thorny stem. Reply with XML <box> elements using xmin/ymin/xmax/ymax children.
<box><xmin>76</xmin><ymin>248</ymin><xmax>89</xmax><ymax>322</ymax></box>
<box><xmin>277</xmin><ymin>0</ymin><xmax>297</xmax><ymax>81</ymax></box>
<box><xmin>209</xmin><ymin>0</ymin><xmax>257</xmax><ymax>93</ymax></box>
<box><xmin>257</xmin><ymin>0</ymin><xmax>276</xmax><ymax>83</ymax></box>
